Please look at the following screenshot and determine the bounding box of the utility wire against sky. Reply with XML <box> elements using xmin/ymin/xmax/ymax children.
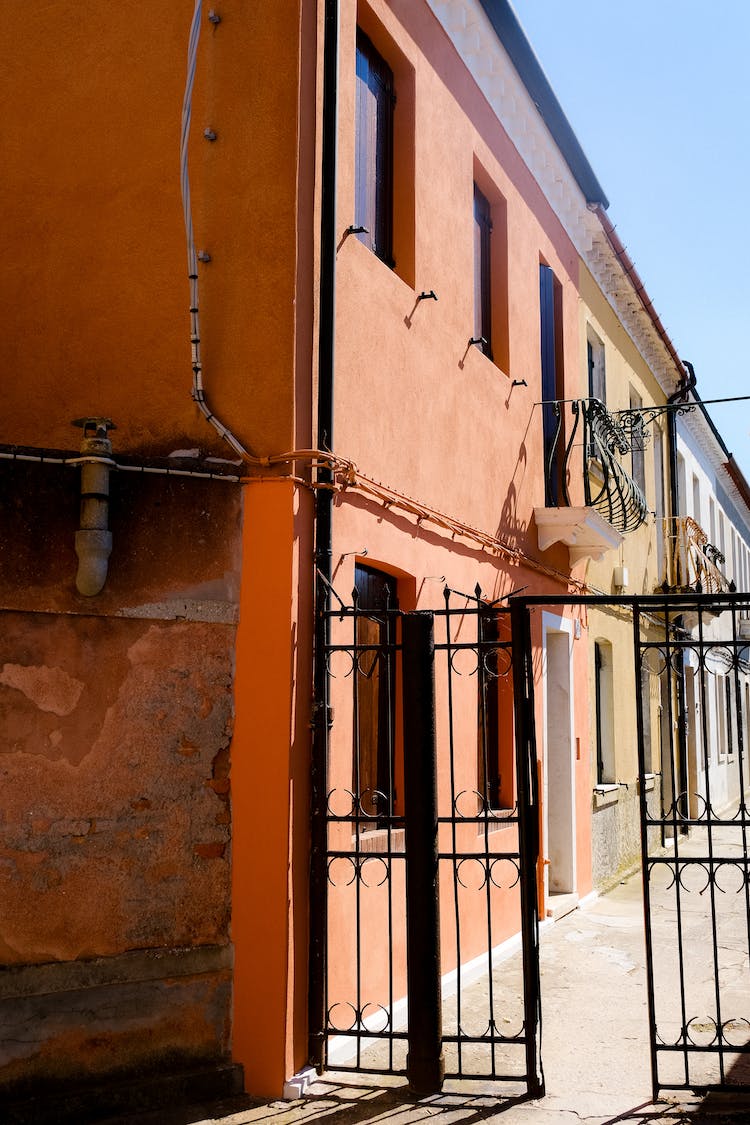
<box><xmin>509</xmin><ymin>0</ymin><xmax>750</xmax><ymax>477</ymax></box>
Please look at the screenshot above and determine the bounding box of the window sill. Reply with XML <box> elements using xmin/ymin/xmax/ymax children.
<box><xmin>476</xmin><ymin>810</ymin><xmax>516</xmax><ymax>836</ymax></box>
<box><xmin>593</xmin><ymin>784</ymin><xmax>620</xmax><ymax>809</ymax></box>
<box><xmin>354</xmin><ymin>827</ymin><xmax>405</xmax><ymax>854</ymax></box>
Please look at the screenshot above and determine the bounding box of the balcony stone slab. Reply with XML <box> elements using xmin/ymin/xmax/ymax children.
<box><xmin>534</xmin><ymin>506</ymin><xmax>623</xmax><ymax>564</ymax></box>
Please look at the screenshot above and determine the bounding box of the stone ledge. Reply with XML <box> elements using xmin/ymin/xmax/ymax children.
<box><xmin>0</xmin><ymin>944</ymin><xmax>232</xmax><ymax>1001</ymax></box>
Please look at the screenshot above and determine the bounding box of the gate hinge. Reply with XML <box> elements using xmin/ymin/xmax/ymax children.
<box><xmin>310</xmin><ymin>701</ymin><xmax>334</xmax><ymax>730</ymax></box>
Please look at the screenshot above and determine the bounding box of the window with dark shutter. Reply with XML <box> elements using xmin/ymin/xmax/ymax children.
<box><xmin>355</xmin><ymin>31</ymin><xmax>394</xmax><ymax>266</ymax></box>
<box><xmin>540</xmin><ymin>263</ymin><xmax>563</xmax><ymax>505</ymax></box>
<box><xmin>353</xmin><ymin>564</ymin><xmax>398</xmax><ymax>825</ymax></box>
<box><xmin>473</xmin><ymin>184</ymin><xmax>492</xmax><ymax>358</ymax></box>
<box><xmin>587</xmin><ymin>325</ymin><xmax>606</xmax><ymax>403</ymax></box>
<box><xmin>629</xmin><ymin>388</ymin><xmax>646</xmax><ymax>495</ymax></box>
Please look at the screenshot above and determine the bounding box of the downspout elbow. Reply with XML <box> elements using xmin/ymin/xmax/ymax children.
<box><xmin>75</xmin><ymin>528</ymin><xmax>113</xmax><ymax>596</ymax></box>
<box><xmin>72</xmin><ymin>419</ymin><xmax>115</xmax><ymax>596</ymax></box>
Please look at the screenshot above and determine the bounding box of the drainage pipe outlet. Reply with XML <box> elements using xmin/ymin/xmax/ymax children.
<box><xmin>72</xmin><ymin>418</ymin><xmax>116</xmax><ymax>596</ymax></box>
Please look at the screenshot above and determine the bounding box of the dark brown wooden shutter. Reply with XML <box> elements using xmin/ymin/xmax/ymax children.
<box><xmin>355</xmin><ymin>31</ymin><xmax>394</xmax><ymax>266</ymax></box>
<box><xmin>473</xmin><ymin>184</ymin><xmax>492</xmax><ymax>358</ymax></box>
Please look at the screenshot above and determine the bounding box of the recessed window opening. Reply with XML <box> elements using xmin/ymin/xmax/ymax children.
<box><xmin>587</xmin><ymin>325</ymin><xmax>606</xmax><ymax>403</ymax></box>
<box><xmin>725</xmin><ymin>674</ymin><xmax>735</xmax><ymax>760</ymax></box>
<box><xmin>355</xmin><ymin>30</ymin><xmax>394</xmax><ymax>267</ymax></box>
<box><xmin>540</xmin><ymin>263</ymin><xmax>564</xmax><ymax>506</ymax></box>
<box><xmin>353</xmin><ymin>563</ymin><xmax>399</xmax><ymax>826</ymax></box>
<box><xmin>473</xmin><ymin>184</ymin><xmax>493</xmax><ymax>359</ymax></box>
<box><xmin>641</xmin><ymin>663</ymin><xmax>653</xmax><ymax>774</ymax></box>
<box><xmin>692</xmin><ymin>474</ymin><xmax>701</xmax><ymax>526</ymax></box>
<box><xmin>477</xmin><ymin>610</ymin><xmax>514</xmax><ymax>812</ymax></box>
<box><xmin>595</xmin><ymin>640</ymin><xmax>615</xmax><ymax>785</ymax></box>
<box><xmin>629</xmin><ymin>388</ymin><xmax>646</xmax><ymax>496</ymax></box>
<box><xmin>654</xmin><ymin>425</ymin><xmax>666</xmax><ymax>580</ymax></box>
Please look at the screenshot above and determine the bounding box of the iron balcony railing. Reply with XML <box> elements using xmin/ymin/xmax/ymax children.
<box><xmin>660</xmin><ymin>516</ymin><xmax>734</xmax><ymax>595</ymax></box>
<box><xmin>544</xmin><ymin>397</ymin><xmax>649</xmax><ymax>534</ymax></box>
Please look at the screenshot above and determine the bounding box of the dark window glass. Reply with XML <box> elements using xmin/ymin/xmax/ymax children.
<box><xmin>478</xmin><ymin>611</ymin><xmax>501</xmax><ymax>808</ymax></box>
<box><xmin>630</xmin><ymin>389</ymin><xmax>646</xmax><ymax>495</ymax></box>
<box><xmin>355</xmin><ymin>31</ymin><xmax>394</xmax><ymax>266</ymax></box>
<box><xmin>353</xmin><ymin>564</ymin><xmax>398</xmax><ymax>822</ymax></box>
<box><xmin>725</xmin><ymin>675</ymin><xmax>734</xmax><ymax>758</ymax></box>
<box><xmin>477</xmin><ymin>610</ymin><xmax>514</xmax><ymax>811</ymax></box>
<box><xmin>473</xmin><ymin>184</ymin><xmax>492</xmax><ymax>358</ymax></box>
<box><xmin>587</xmin><ymin>330</ymin><xmax>606</xmax><ymax>402</ymax></box>
<box><xmin>540</xmin><ymin>264</ymin><xmax>563</xmax><ymax>506</ymax></box>
<box><xmin>641</xmin><ymin>663</ymin><xmax>653</xmax><ymax>774</ymax></box>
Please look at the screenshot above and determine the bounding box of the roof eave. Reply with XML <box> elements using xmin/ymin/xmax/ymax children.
<box><xmin>477</xmin><ymin>0</ymin><xmax>609</xmax><ymax>207</ymax></box>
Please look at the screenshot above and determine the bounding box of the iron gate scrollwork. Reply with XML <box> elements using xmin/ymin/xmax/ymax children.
<box><xmin>635</xmin><ymin>592</ymin><xmax>750</xmax><ymax>1097</ymax></box>
<box><xmin>310</xmin><ymin>586</ymin><xmax>750</xmax><ymax>1101</ymax></box>
<box><xmin>308</xmin><ymin>583</ymin><xmax>543</xmax><ymax>1096</ymax></box>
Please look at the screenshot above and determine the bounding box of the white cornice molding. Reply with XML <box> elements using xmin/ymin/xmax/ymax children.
<box><xmin>427</xmin><ymin>0</ymin><xmax>681</xmax><ymax>397</ymax></box>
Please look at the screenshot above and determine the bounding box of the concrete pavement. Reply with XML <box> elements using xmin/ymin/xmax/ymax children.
<box><xmin>108</xmin><ymin>859</ymin><xmax>750</xmax><ymax>1125</ymax></box>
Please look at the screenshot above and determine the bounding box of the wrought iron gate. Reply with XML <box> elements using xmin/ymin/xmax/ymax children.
<box><xmin>509</xmin><ymin>591</ymin><xmax>750</xmax><ymax>1100</ymax></box>
<box><xmin>310</xmin><ymin>587</ymin><xmax>750</xmax><ymax>1100</ymax></box>
<box><xmin>633</xmin><ymin>592</ymin><xmax>750</xmax><ymax>1097</ymax></box>
<box><xmin>308</xmin><ymin>585</ymin><xmax>543</xmax><ymax>1096</ymax></box>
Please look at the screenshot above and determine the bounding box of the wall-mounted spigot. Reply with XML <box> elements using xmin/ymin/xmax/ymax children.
<box><xmin>70</xmin><ymin>418</ymin><xmax>116</xmax><ymax>596</ymax></box>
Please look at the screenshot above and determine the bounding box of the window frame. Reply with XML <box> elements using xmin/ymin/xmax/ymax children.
<box><xmin>353</xmin><ymin>563</ymin><xmax>399</xmax><ymax>826</ymax></box>
<box><xmin>354</xmin><ymin>29</ymin><xmax>395</xmax><ymax>268</ymax></box>
<box><xmin>586</xmin><ymin>325</ymin><xmax>606</xmax><ymax>404</ymax></box>
<box><xmin>472</xmin><ymin>183</ymin><xmax>493</xmax><ymax>359</ymax></box>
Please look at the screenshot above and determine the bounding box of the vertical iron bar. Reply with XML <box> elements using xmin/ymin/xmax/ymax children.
<box><xmin>443</xmin><ymin>589</ymin><xmax>464</xmax><ymax>1075</ymax></box>
<box><xmin>703</xmin><ymin>622</ymin><xmax>725</xmax><ymax>1084</ymax></box>
<box><xmin>666</xmin><ymin>603</ymin><xmax>690</xmax><ymax>1087</ymax></box>
<box><xmin>696</xmin><ymin>608</ymin><xmax>725</xmax><ymax>1086</ymax></box>
<box><xmin>733</xmin><ymin>608</ymin><xmax>750</xmax><ymax>1025</ymax></box>
<box><xmin>402</xmin><ymin>611</ymin><xmax>445</xmax><ymax>1094</ymax></box>
<box><xmin>478</xmin><ymin>605</ymin><xmax>498</xmax><ymax>1077</ymax></box>
<box><xmin>510</xmin><ymin>599</ymin><xmax>544</xmax><ymax>1098</ymax></box>
<box><xmin>385</xmin><ymin>596</ymin><xmax>396</xmax><ymax>1071</ymax></box>
<box><xmin>308</xmin><ymin>0</ymin><xmax>340</xmax><ymax>1072</ymax></box>
<box><xmin>634</xmin><ymin>603</ymin><xmax>660</xmax><ymax>1102</ymax></box>
<box><xmin>352</xmin><ymin>591</ymin><xmax>363</xmax><ymax>1069</ymax></box>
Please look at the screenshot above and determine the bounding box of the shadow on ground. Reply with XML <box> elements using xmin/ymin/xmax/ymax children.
<box><xmin>100</xmin><ymin>1073</ymin><xmax>750</xmax><ymax>1125</ymax></box>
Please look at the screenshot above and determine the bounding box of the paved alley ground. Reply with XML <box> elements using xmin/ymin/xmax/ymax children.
<box><xmin>108</xmin><ymin>859</ymin><xmax>750</xmax><ymax>1125</ymax></box>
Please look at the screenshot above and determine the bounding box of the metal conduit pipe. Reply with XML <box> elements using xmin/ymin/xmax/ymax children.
<box><xmin>665</xmin><ymin>362</ymin><xmax>697</xmax><ymax>833</ymax></box>
<box><xmin>72</xmin><ymin>418</ymin><xmax>115</xmax><ymax>596</ymax></box>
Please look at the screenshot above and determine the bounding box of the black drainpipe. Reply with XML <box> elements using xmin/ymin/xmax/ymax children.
<box><xmin>308</xmin><ymin>0</ymin><xmax>339</xmax><ymax>1071</ymax></box>
<box><xmin>666</xmin><ymin>360</ymin><xmax>696</xmax><ymax>832</ymax></box>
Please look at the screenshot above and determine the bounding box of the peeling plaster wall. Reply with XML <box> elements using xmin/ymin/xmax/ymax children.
<box><xmin>0</xmin><ymin>461</ymin><xmax>242</xmax><ymax>1100</ymax></box>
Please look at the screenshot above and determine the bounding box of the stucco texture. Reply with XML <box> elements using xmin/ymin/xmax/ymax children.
<box><xmin>0</xmin><ymin>612</ymin><xmax>234</xmax><ymax>965</ymax></box>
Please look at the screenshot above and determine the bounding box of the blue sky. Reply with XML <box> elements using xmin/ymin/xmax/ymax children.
<box><xmin>509</xmin><ymin>0</ymin><xmax>750</xmax><ymax>478</ymax></box>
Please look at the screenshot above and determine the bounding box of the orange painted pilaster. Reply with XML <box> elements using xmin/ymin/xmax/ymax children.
<box><xmin>232</xmin><ymin>480</ymin><xmax>307</xmax><ymax>1096</ymax></box>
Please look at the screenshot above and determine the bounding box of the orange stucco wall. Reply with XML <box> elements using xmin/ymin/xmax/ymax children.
<box><xmin>0</xmin><ymin>0</ymin><xmax>313</xmax><ymax>1104</ymax></box>
<box><xmin>1</xmin><ymin>2</ymin><xmax>305</xmax><ymax>458</ymax></box>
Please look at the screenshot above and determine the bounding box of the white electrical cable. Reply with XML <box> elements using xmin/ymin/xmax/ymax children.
<box><xmin>180</xmin><ymin>0</ymin><xmax>253</xmax><ymax>461</ymax></box>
